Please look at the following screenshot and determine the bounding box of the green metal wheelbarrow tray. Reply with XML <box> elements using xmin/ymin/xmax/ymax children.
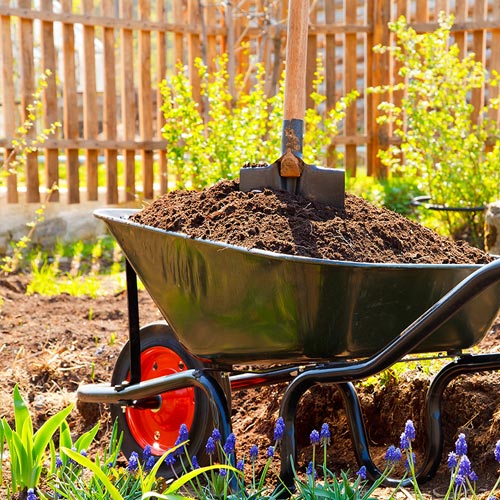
<box><xmin>78</xmin><ymin>208</ymin><xmax>500</xmax><ymax>493</ymax></box>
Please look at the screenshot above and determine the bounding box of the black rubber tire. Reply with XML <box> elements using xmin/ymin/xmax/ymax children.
<box><xmin>110</xmin><ymin>321</ymin><xmax>224</xmax><ymax>476</ymax></box>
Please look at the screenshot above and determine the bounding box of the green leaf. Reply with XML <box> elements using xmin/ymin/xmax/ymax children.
<box><xmin>61</xmin><ymin>447</ymin><xmax>124</xmax><ymax>500</ymax></box>
<box><xmin>13</xmin><ymin>385</ymin><xmax>32</xmax><ymax>439</ymax></box>
<box><xmin>33</xmin><ymin>404</ymin><xmax>73</xmax><ymax>463</ymax></box>
<box><xmin>74</xmin><ymin>421</ymin><xmax>100</xmax><ymax>452</ymax></box>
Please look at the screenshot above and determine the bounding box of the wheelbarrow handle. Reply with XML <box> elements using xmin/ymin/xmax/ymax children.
<box><xmin>282</xmin><ymin>0</ymin><xmax>309</xmax><ymax>156</ymax></box>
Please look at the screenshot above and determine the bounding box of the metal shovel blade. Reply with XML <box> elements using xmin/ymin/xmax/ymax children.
<box><xmin>239</xmin><ymin>160</ymin><xmax>345</xmax><ymax>209</ymax></box>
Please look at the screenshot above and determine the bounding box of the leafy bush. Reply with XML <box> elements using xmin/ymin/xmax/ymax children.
<box><xmin>370</xmin><ymin>13</ymin><xmax>500</xmax><ymax>245</ymax></box>
<box><xmin>160</xmin><ymin>56</ymin><xmax>358</xmax><ymax>190</ymax></box>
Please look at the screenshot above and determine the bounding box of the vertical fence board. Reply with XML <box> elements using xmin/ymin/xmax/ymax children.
<box><xmin>325</xmin><ymin>0</ymin><xmax>337</xmax><ymax>167</ymax></box>
<box><xmin>18</xmin><ymin>0</ymin><xmax>39</xmax><ymax>203</ymax></box>
<box><xmin>454</xmin><ymin>0</ymin><xmax>467</xmax><ymax>58</ymax></box>
<box><xmin>188</xmin><ymin>0</ymin><xmax>202</xmax><ymax>104</ymax></box>
<box><xmin>415</xmin><ymin>0</ymin><xmax>429</xmax><ymax>22</ymax></box>
<box><xmin>1</xmin><ymin>0</ymin><xmax>18</xmax><ymax>203</ymax></box>
<box><xmin>61</xmin><ymin>0</ymin><xmax>80</xmax><ymax>204</ymax></box>
<box><xmin>82</xmin><ymin>0</ymin><xmax>98</xmax><ymax>201</ymax></box>
<box><xmin>489</xmin><ymin>2</ymin><xmax>500</xmax><ymax>124</ymax></box>
<box><xmin>369</xmin><ymin>0</ymin><xmax>391</xmax><ymax>177</ymax></box>
<box><xmin>40</xmin><ymin>0</ymin><xmax>59</xmax><ymax>202</ymax></box>
<box><xmin>103</xmin><ymin>0</ymin><xmax>118</xmax><ymax>204</ymax></box>
<box><xmin>306</xmin><ymin>1</ymin><xmax>317</xmax><ymax>110</ymax></box>
<box><xmin>139</xmin><ymin>0</ymin><xmax>154</xmax><ymax>199</ymax></box>
<box><xmin>173</xmin><ymin>1</ymin><xmax>185</xmax><ymax>65</ymax></box>
<box><xmin>345</xmin><ymin>0</ymin><xmax>358</xmax><ymax>175</ymax></box>
<box><xmin>156</xmin><ymin>0</ymin><xmax>168</xmax><ymax>194</ymax></box>
<box><xmin>120</xmin><ymin>0</ymin><xmax>137</xmax><ymax>201</ymax></box>
<box><xmin>205</xmin><ymin>0</ymin><xmax>218</xmax><ymax>72</ymax></box>
<box><xmin>471</xmin><ymin>0</ymin><xmax>487</xmax><ymax>123</ymax></box>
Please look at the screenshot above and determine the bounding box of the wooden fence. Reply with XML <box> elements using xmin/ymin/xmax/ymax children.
<box><xmin>1</xmin><ymin>0</ymin><xmax>500</xmax><ymax>205</ymax></box>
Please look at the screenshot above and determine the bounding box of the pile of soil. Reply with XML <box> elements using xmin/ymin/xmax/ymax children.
<box><xmin>132</xmin><ymin>180</ymin><xmax>492</xmax><ymax>264</ymax></box>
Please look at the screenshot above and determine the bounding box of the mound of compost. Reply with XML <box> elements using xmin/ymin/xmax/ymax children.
<box><xmin>132</xmin><ymin>180</ymin><xmax>492</xmax><ymax>264</ymax></box>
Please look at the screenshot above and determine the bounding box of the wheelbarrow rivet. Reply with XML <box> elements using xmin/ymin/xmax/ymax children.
<box><xmin>154</xmin><ymin>430</ymin><xmax>160</xmax><ymax>441</ymax></box>
<box><xmin>178</xmin><ymin>361</ymin><xmax>185</xmax><ymax>370</ymax></box>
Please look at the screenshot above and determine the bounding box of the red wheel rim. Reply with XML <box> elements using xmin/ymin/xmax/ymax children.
<box><xmin>125</xmin><ymin>346</ymin><xmax>196</xmax><ymax>455</ymax></box>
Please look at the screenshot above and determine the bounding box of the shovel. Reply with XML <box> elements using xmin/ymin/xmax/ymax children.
<box><xmin>239</xmin><ymin>0</ymin><xmax>345</xmax><ymax>209</ymax></box>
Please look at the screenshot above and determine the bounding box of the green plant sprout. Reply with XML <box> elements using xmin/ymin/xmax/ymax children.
<box><xmin>1</xmin><ymin>385</ymin><xmax>73</xmax><ymax>494</ymax></box>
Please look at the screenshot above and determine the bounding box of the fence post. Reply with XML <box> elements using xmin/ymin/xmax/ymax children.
<box><xmin>368</xmin><ymin>0</ymin><xmax>391</xmax><ymax>178</ymax></box>
<box><xmin>1</xmin><ymin>0</ymin><xmax>18</xmax><ymax>203</ymax></box>
<box><xmin>40</xmin><ymin>0</ymin><xmax>59</xmax><ymax>202</ymax></box>
<box><xmin>345</xmin><ymin>0</ymin><xmax>358</xmax><ymax>177</ymax></box>
<box><xmin>138</xmin><ymin>0</ymin><xmax>154</xmax><ymax>200</ymax></box>
<box><xmin>82</xmin><ymin>0</ymin><xmax>99</xmax><ymax>201</ymax></box>
<box><xmin>121</xmin><ymin>0</ymin><xmax>137</xmax><ymax>201</ymax></box>
<box><xmin>61</xmin><ymin>0</ymin><xmax>80</xmax><ymax>204</ymax></box>
<box><xmin>18</xmin><ymin>0</ymin><xmax>40</xmax><ymax>203</ymax></box>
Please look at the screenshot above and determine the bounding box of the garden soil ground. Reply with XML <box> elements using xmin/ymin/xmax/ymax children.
<box><xmin>1</xmin><ymin>180</ymin><xmax>500</xmax><ymax>498</ymax></box>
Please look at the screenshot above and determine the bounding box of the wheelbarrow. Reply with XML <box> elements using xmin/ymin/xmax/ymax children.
<box><xmin>78</xmin><ymin>207</ymin><xmax>500</xmax><ymax>491</ymax></box>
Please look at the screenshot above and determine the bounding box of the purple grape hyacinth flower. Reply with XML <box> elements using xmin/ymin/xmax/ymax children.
<box><xmin>495</xmin><ymin>440</ymin><xmax>500</xmax><ymax>462</ymax></box>
<box><xmin>55</xmin><ymin>454</ymin><xmax>63</xmax><ymax>469</ymax></box>
<box><xmin>356</xmin><ymin>466</ymin><xmax>367</xmax><ymax>480</ymax></box>
<box><xmin>165</xmin><ymin>452</ymin><xmax>176</xmax><ymax>466</ymax></box>
<box><xmin>236</xmin><ymin>459</ymin><xmax>245</xmax><ymax>471</ymax></box>
<box><xmin>306</xmin><ymin>461</ymin><xmax>317</xmax><ymax>479</ymax></box>
<box><xmin>267</xmin><ymin>445</ymin><xmax>275</xmax><ymax>458</ymax></box>
<box><xmin>320</xmin><ymin>423</ymin><xmax>331</xmax><ymax>446</ymax></box>
<box><xmin>143</xmin><ymin>444</ymin><xmax>152</xmax><ymax>462</ymax></box>
<box><xmin>27</xmin><ymin>488</ymin><xmax>37</xmax><ymax>500</ymax></box>
<box><xmin>458</xmin><ymin>455</ymin><xmax>471</xmax><ymax>477</ymax></box>
<box><xmin>224</xmin><ymin>433</ymin><xmax>236</xmax><ymax>454</ymax></box>
<box><xmin>400</xmin><ymin>432</ymin><xmax>410</xmax><ymax>451</ymax></box>
<box><xmin>250</xmin><ymin>444</ymin><xmax>259</xmax><ymax>460</ymax></box>
<box><xmin>220</xmin><ymin>468</ymin><xmax>228</xmax><ymax>477</ymax></box>
<box><xmin>385</xmin><ymin>445</ymin><xmax>402</xmax><ymax>464</ymax></box>
<box><xmin>191</xmin><ymin>455</ymin><xmax>200</xmax><ymax>470</ymax></box>
<box><xmin>404</xmin><ymin>420</ymin><xmax>416</xmax><ymax>441</ymax></box>
<box><xmin>447</xmin><ymin>452</ymin><xmax>458</xmax><ymax>469</ymax></box>
<box><xmin>206</xmin><ymin>436</ymin><xmax>216</xmax><ymax>456</ymax></box>
<box><xmin>274</xmin><ymin>417</ymin><xmax>285</xmax><ymax>442</ymax></box>
<box><xmin>145</xmin><ymin>455</ymin><xmax>156</xmax><ymax>473</ymax></box>
<box><xmin>212</xmin><ymin>428</ymin><xmax>222</xmax><ymax>443</ymax></box>
<box><xmin>310</xmin><ymin>429</ymin><xmax>320</xmax><ymax>446</ymax></box>
<box><xmin>126</xmin><ymin>451</ymin><xmax>139</xmax><ymax>472</ymax></box>
<box><xmin>455</xmin><ymin>433</ymin><xmax>468</xmax><ymax>457</ymax></box>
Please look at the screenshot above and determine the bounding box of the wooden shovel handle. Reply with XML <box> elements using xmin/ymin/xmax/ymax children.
<box><xmin>283</xmin><ymin>0</ymin><xmax>309</xmax><ymax>122</ymax></box>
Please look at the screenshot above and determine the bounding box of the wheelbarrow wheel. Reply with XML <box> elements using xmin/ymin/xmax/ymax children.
<box><xmin>110</xmin><ymin>321</ymin><xmax>226</xmax><ymax>475</ymax></box>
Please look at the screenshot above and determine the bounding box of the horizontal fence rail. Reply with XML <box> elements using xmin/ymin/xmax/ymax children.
<box><xmin>1</xmin><ymin>0</ymin><xmax>500</xmax><ymax>205</ymax></box>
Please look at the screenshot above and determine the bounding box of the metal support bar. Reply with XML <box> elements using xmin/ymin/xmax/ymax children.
<box><xmin>278</xmin><ymin>259</ymin><xmax>500</xmax><ymax>493</ymax></box>
<box><xmin>125</xmin><ymin>259</ymin><xmax>141</xmax><ymax>385</ymax></box>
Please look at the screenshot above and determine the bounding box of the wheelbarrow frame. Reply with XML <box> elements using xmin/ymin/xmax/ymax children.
<box><xmin>78</xmin><ymin>257</ymin><xmax>500</xmax><ymax>493</ymax></box>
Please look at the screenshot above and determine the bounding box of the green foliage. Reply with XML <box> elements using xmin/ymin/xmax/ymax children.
<box><xmin>370</xmin><ymin>13</ymin><xmax>500</xmax><ymax>245</ymax></box>
<box><xmin>1</xmin><ymin>385</ymin><xmax>73</xmax><ymax>493</ymax></box>
<box><xmin>160</xmin><ymin>56</ymin><xmax>358</xmax><ymax>190</ymax></box>
<box><xmin>20</xmin><ymin>237</ymin><xmax>125</xmax><ymax>297</ymax></box>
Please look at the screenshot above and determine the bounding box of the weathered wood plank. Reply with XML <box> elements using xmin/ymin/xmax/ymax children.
<box><xmin>61</xmin><ymin>0</ymin><xmax>80</xmax><ymax>204</ymax></box>
<box><xmin>345</xmin><ymin>0</ymin><xmax>358</xmax><ymax>176</ymax></box>
<box><xmin>1</xmin><ymin>0</ymin><xmax>18</xmax><ymax>203</ymax></box>
<box><xmin>18</xmin><ymin>0</ymin><xmax>39</xmax><ymax>203</ymax></box>
<box><xmin>103</xmin><ymin>0</ymin><xmax>118</xmax><ymax>204</ymax></box>
<box><xmin>82</xmin><ymin>0</ymin><xmax>98</xmax><ymax>201</ymax></box>
<box><xmin>156</xmin><ymin>0</ymin><xmax>168</xmax><ymax>195</ymax></box>
<box><xmin>121</xmin><ymin>0</ymin><xmax>137</xmax><ymax>201</ymax></box>
<box><xmin>40</xmin><ymin>0</ymin><xmax>59</xmax><ymax>202</ymax></box>
<box><xmin>139</xmin><ymin>0</ymin><xmax>154</xmax><ymax>200</ymax></box>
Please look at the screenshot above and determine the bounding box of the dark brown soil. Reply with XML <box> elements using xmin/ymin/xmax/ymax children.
<box><xmin>132</xmin><ymin>180</ymin><xmax>492</xmax><ymax>264</ymax></box>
